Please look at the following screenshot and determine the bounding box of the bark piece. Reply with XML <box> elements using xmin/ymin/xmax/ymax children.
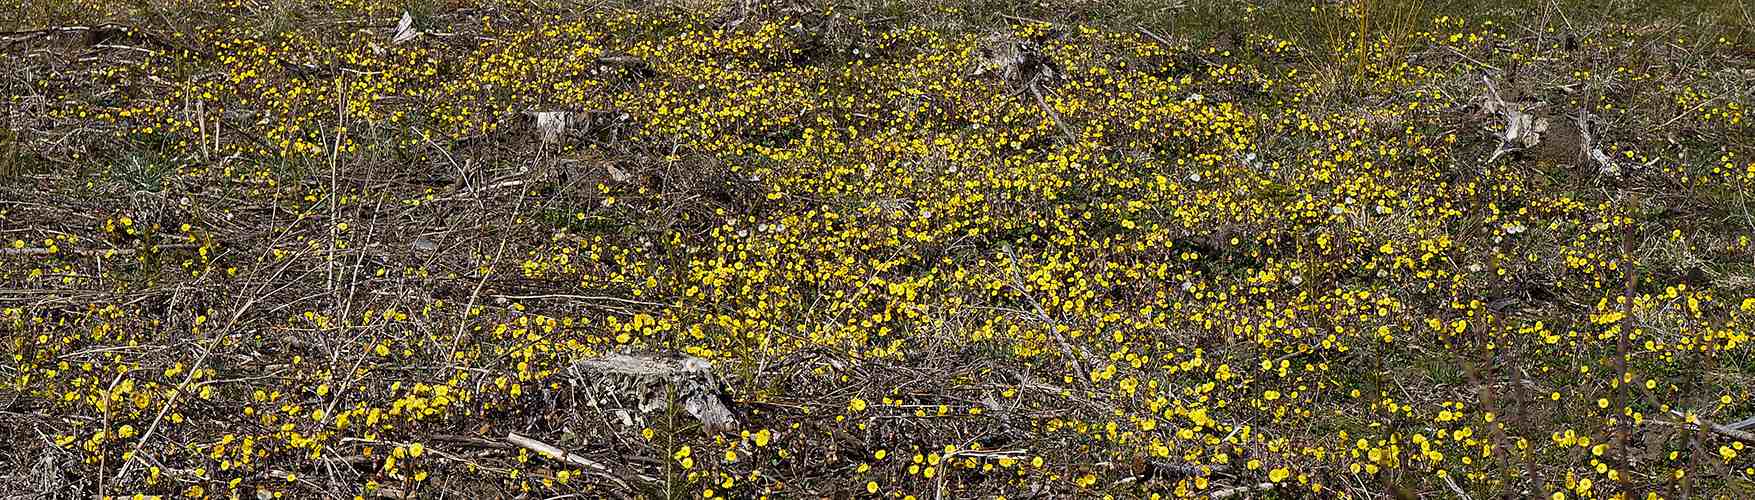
<box><xmin>527</xmin><ymin>111</ymin><xmax>574</xmax><ymax>144</ymax></box>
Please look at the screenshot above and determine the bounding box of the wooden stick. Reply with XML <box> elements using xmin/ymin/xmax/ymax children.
<box><xmin>595</xmin><ymin>55</ymin><xmax>649</xmax><ymax>67</ymax></box>
<box><xmin>1136</xmin><ymin>25</ymin><xmax>1177</xmax><ymax>47</ymax></box>
<box><xmin>0</xmin><ymin>244</ymin><xmax>198</xmax><ymax>258</ymax></box>
<box><xmin>1029</xmin><ymin>85</ymin><xmax>1077</xmax><ymax>143</ymax></box>
<box><xmin>1210</xmin><ymin>482</ymin><xmax>1275</xmax><ymax>499</ymax></box>
<box><xmin>1666</xmin><ymin>410</ymin><xmax>1755</xmax><ymax>443</ymax></box>
<box><xmin>1724</xmin><ymin>414</ymin><xmax>1755</xmax><ymax>431</ymax></box>
<box><xmin>506</xmin><ymin>432</ymin><xmax>632</xmax><ymax>490</ymax></box>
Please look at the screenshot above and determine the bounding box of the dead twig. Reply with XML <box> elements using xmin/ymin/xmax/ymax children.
<box><xmin>1444</xmin><ymin>45</ymin><xmax>1502</xmax><ymax>72</ymax></box>
<box><xmin>1135</xmin><ymin>25</ymin><xmax>1178</xmax><ymax>47</ymax></box>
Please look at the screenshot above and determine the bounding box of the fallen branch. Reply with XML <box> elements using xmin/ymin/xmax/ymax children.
<box><xmin>506</xmin><ymin>432</ymin><xmax>632</xmax><ymax>490</ymax></box>
<box><xmin>1725</xmin><ymin>414</ymin><xmax>1755</xmax><ymax>431</ymax></box>
<box><xmin>1135</xmin><ymin>25</ymin><xmax>1177</xmax><ymax>47</ymax></box>
<box><xmin>998</xmin><ymin>14</ymin><xmax>1055</xmax><ymax>26</ymax></box>
<box><xmin>0</xmin><ymin>244</ymin><xmax>198</xmax><ymax>258</ymax></box>
<box><xmin>595</xmin><ymin>55</ymin><xmax>648</xmax><ymax>67</ymax></box>
<box><xmin>1209</xmin><ymin>482</ymin><xmax>1276</xmax><ymax>499</ymax></box>
<box><xmin>1665</xmin><ymin>410</ymin><xmax>1755</xmax><ymax>443</ymax></box>
<box><xmin>1441</xmin><ymin>471</ymin><xmax>1475</xmax><ymax>500</ymax></box>
<box><xmin>0</xmin><ymin>25</ymin><xmax>109</xmax><ymax>36</ymax></box>
<box><xmin>1444</xmin><ymin>45</ymin><xmax>1502</xmax><ymax>72</ymax></box>
<box><xmin>1030</xmin><ymin>85</ymin><xmax>1077</xmax><ymax>142</ymax></box>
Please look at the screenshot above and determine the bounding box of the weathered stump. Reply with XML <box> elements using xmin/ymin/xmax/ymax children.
<box><xmin>567</xmin><ymin>353</ymin><xmax>740</xmax><ymax>432</ymax></box>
